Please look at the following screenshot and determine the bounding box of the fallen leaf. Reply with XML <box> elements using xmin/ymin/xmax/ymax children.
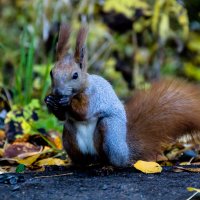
<box><xmin>15</xmin><ymin>153</ymin><xmax>41</xmax><ymax>166</ymax></box>
<box><xmin>16</xmin><ymin>147</ymin><xmax>43</xmax><ymax>159</ymax></box>
<box><xmin>3</xmin><ymin>142</ymin><xmax>41</xmax><ymax>158</ymax></box>
<box><xmin>47</xmin><ymin>131</ymin><xmax>63</xmax><ymax>150</ymax></box>
<box><xmin>35</xmin><ymin>158</ymin><xmax>66</xmax><ymax>167</ymax></box>
<box><xmin>0</xmin><ymin>130</ymin><xmax>5</xmax><ymax>141</ymax></box>
<box><xmin>180</xmin><ymin>162</ymin><xmax>191</xmax><ymax>166</ymax></box>
<box><xmin>14</xmin><ymin>134</ymin><xmax>30</xmax><ymax>143</ymax></box>
<box><xmin>159</xmin><ymin>161</ymin><xmax>173</xmax><ymax>167</ymax></box>
<box><xmin>16</xmin><ymin>164</ymin><xmax>26</xmax><ymax>173</ymax></box>
<box><xmin>185</xmin><ymin>162</ymin><xmax>200</xmax><ymax>165</ymax></box>
<box><xmin>0</xmin><ymin>148</ymin><xmax>4</xmax><ymax>157</ymax></box>
<box><xmin>187</xmin><ymin>187</ymin><xmax>200</xmax><ymax>193</ymax></box>
<box><xmin>174</xmin><ymin>166</ymin><xmax>200</xmax><ymax>173</ymax></box>
<box><xmin>14</xmin><ymin>146</ymin><xmax>52</xmax><ymax>166</ymax></box>
<box><xmin>134</xmin><ymin>160</ymin><xmax>162</xmax><ymax>174</ymax></box>
<box><xmin>0</xmin><ymin>166</ymin><xmax>16</xmax><ymax>173</ymax></box>
<box><xmin>0</xmin><ymin>167</ymin><xmax>7</xmax><ymax>174</ymax></box>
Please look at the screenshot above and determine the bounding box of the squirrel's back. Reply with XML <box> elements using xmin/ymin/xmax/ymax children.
<box><xmin>86</xmin><ymin>74</ymin><xmax>126</xmax><ymax>119</ymax></box>
<box><xmin>126</xmin><ymin>79</ymin><xmax>200</xmax><ymax>161</ymax></box>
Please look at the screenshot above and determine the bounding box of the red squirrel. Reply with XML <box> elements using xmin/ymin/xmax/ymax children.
<box><xmin>45</xmin><ymin>24</ymin><xmax>200</xmax><ymax>166</ymax></box>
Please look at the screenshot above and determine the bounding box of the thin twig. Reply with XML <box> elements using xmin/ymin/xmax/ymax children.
<box><xmin>33</xmin><ymin>172</ymin><xmax>73</xmax><ymax>179</ymax></box>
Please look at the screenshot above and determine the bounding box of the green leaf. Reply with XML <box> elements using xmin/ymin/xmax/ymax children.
<box><xmin>16</xmin><ymin>164</ymin><xmax>26</xmax><ymax>173</ymax></box>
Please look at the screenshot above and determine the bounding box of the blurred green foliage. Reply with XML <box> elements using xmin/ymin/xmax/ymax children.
<box><xmin>104</xmin><ymin>0</ymin><xmax>199</xmax><ymax>85</ymax></box>
<box><xmin>0</xmin><ymin>0</ymin><xmax>199</xmax><ymax>164</ymax></box>
<box><xmin>0</xmin><ymin>0</ymin><xmax>200</xmax><ymax>103</ymax></box>
<box><xmin>5</xmin><ymin>99</ymin><xmax>63</xmax><ymax>147</ymax></box>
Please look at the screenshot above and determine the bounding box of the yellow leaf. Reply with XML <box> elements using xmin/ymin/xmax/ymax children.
<box><xmin>134</xmin><ymin>160</ymin><xmax>162</xmax><ymax>173</ymax></box>
<box><xmin>15</xmin><ymin>154</ymin><xmax>40</xmax><ymax>166</ymax></box>
<box><xmin>187</xmin><ymin>187</ymin><xmax>200</xmax><ymax>193</ymax></box>
<box><xmin>35</xmin><ymin>158</ymin><xmax>66</xmax><ymax>167</ymax></box>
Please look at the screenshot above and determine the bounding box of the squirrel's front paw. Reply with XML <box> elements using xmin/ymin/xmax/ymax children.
<box><xmin>45</xmin><ymin>94</ymin><xmax>68</xmax><ymax>121</ymax></box>
<box><xmin>45</xmin><ymin>94</ymin><xmax>70</xmax><ymax>111</ymax></box>
<box><xmin>45</xmin><ymin>95</ymin><xmax>60</xmax><ymax>111</ymax></box>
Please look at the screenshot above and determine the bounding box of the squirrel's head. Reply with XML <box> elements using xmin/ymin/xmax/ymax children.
<box><xmin>50</xmin><ymin>24</ymin><xmax>88</xmax><ymax>97</ymax></box>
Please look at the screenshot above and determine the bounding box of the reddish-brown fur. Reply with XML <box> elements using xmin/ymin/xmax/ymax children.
<box><xmin>56</xmin><ymin>24</ymin><xmax>71</xmax><ymax>61</ymax></box>
<box><xmin>62</xmin><ymin>120</ymin><xmax>84</xmax><ymax>163</ymax></box>
<box><xmin>74</xmin><ymin>26</ymin><xmax>88</xmax><ymax>67</ymax></box>
<box><xmin>68</xmin><ymin>92</ymin><xmax>89</xmax><ymax>121</ymax></box>
<box><xmin>63</xmin><ymin>93</ymin><xmax>108</xmax><ymax>164</ymax></box>
<box><xmin>126</xmin><ymin>79</ymin><xmax>200</xmax><ymax>162</ymax></box>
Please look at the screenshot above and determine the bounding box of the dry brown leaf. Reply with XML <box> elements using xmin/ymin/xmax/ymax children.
<box><xmin>14</xmin><ymin>134</ymin><xmax>30</xmax><ymax>143</ymax></box>
<box><xmin>47</xmin><ymin>131</ymin><xmax>63</xmax><ymax>150</ymax></box>
<box><xmin>3</xmin><ymin>142</ymin><xmax>41</xmax><ymax>158</ymax></box>
<box><xmin>16</xmin><ymin>147</ymin><xmax>43</xmax><ymax>159</ymax></box>
<box><xmin>0</xmin><ymin>130</ymin><xmax>5</xmax><ymax>141</ymax></box>
<box><xmin>134</xmin><ymin>160</ymin><xmax>162</xmax><ymax>174</ymax></box>
<box><xmin>0</xmin><ymin>166</ymin><xmax>16</xmax><ymax>173</ymax></box>
<box><xmin>14</xmin><ymin>146</ymin><xmax>54</xmax><ymax>166</ymax></box>
<box><xmin>0</xmin><ymin>167</ymin><xmax>7</xmax><ymax>174</ymax></box>
<box><xmin>174</xmin><ymin>166</ymin><xmax>200</xmax><ymax>173</ymax></box>
<box><xmin>186</xmin><ymin>162</ymin><xmax>200</xmax><ymax>165</ymax></box>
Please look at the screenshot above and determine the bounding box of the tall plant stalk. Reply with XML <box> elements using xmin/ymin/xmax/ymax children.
<box><xmin>14</xmin><ymin>30</ymin><xmax>35</xmax><ymax>106</ymax></box>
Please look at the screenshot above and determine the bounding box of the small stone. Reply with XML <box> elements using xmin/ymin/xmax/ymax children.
<box><xmin>102</xmin><ymin>184</ymin><xmax>108</xmax><ymax>190</ymax></box>
<box><xmin>11</xmin><ymin>185</ymin><xmax>20</xmax><ymax>191</ymax></box>
<box><xmin>9</xmin><ymin>177</ymin><xmax>18</xmax><ymax>185</ymax></box>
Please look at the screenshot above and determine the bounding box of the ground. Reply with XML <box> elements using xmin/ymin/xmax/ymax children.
<box><xmin>0</xmin><ymin>166</ymin><xmax>200</xmax><ymax>200</ymax></box>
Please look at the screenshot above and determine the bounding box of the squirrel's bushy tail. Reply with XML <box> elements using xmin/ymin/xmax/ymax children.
<box><xmin>125</xmin><ymin>79</ymin><xmax>200</xmax><ymax>161</ymax></box>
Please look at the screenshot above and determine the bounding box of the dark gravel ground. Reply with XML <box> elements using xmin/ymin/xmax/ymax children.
<box><xmin>0</xmin><ymin>165</ymin><xmax>200</xmax><ymax>200</ymax></box>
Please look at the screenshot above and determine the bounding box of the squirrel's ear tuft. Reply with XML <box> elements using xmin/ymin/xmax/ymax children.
<box><xmin>74</xmin><ymin>25</ymin><xmax>88</xmax><ymax>70</ymax></box>
<box><xmin>56</xmin><ymin>24</ymin><xmax>71</xmax><ymax>61</ymax></box>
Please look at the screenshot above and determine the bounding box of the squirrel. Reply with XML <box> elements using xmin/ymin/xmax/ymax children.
<box><xmin>45</xmin><ymin>24</ymin><xmax>200</xmax><ymax>167</ymax></box>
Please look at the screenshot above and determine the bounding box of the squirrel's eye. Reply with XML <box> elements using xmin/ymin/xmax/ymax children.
<box><xmin>72</xmin><ymin>72</ymin><xmax>78</xmax><ymax>80</ymax></box>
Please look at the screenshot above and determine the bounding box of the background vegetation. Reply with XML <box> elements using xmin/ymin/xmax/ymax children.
<box><xmin>0</xmin><ymin>0</ymin><xmax>200</xmax><ymax>171</ymax></box>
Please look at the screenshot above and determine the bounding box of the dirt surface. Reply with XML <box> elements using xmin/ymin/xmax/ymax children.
<box><xmin>0</xmin><ymin>165</ymin><xmax>200</xmax><ymax>200</ymax></box>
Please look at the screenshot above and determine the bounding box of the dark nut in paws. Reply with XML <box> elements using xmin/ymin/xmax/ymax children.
<box><xmin>58</xmin><ymin>95</ymin><xmax>70</xmax><ymax>107</ymax></box>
